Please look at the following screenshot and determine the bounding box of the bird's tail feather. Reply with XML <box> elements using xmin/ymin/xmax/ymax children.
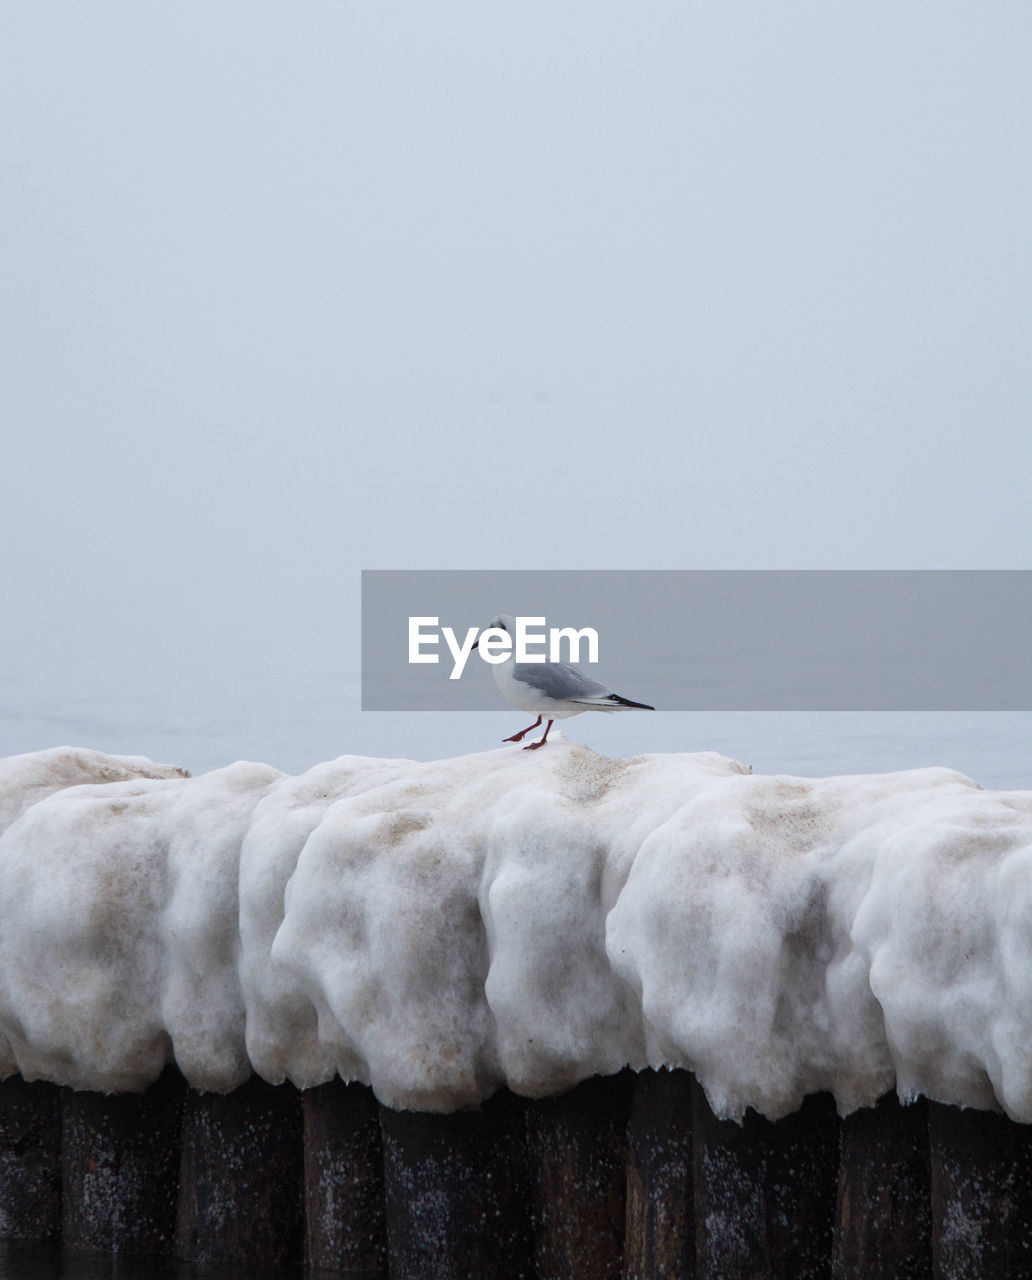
<box><xmin>570</xmin><ymin>694</ymin><xmax>655</xmax><ymax>711</ymax></box>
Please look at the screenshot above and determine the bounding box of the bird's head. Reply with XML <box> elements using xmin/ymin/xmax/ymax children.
<box><xmin>471</xmin><ymin>612</ymin><xmax>517</xmax><ymax>650</ymax></box>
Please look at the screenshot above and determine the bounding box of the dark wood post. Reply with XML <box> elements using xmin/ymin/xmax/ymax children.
<box><xmin>380</xmin><ymin>1088</ymin><xmax>533</xmax><ymax>1280</ymax></box>
<box><xmin>624</xmin><ymin>1067</ymin><xmax>694</xmax><ymax>1280</ymax></box>
<box><xmin>0</xmin><ymin>1076</ymin><xmax>62</xmax><ymax>1241</ymax></box>
<box><xmin>526</xmin><ymin>1070</ymin><xmax>633</xmax><ymax>1280</ymax></box>
<box><xmin>175</xmin><ymin>1075</ymin><xmax>303</xmax><ymax>1271</ymax></box>
<box><xmin>831</xmin><ymin>1092</ymin><xmax>931</xmax><ymax>1279</ymax></box>
<box><xmin>303</xmin><ymin>1077</ymin><xmax>387</xmax><ymax>1275</ymax></box>
<box><xmin>61</xmin><ymin>1065</ymin><xmax>184</xmax><ymax>1254</ymax></box>
<box><xmin>693</xmin><ymin>1078</ymin><xmax>839</xmax><ymax>1279</ymax></box>
<box><xmin>692</xmin><ymin>1076</ymin><xmax>768</xmax><ymax>1277</ymax></box>
<box><xmin>765</xmin><ymin>1091</ymin><xmax>840</xmax><ymax>1278</ymax></box>
<box><xmin>929</xmin><ymin>1100</ymin><xmax>1032</xmax><ymax>1279</ymax></box>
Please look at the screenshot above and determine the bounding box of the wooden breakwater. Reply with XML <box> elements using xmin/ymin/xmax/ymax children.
<box><xmin>3</xmin><ymin>1066</ymin><xmax>1032</xmax><ymax>1278</ymax></box>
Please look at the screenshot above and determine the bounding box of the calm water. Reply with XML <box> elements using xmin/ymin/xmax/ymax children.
<box><xmin>1</xmin><ymin>656</ymin><xmax>1029</xmax><ymax>788</ymax></box>
<box><xmin>2</xmin><ymin>697</ymin><xmax>1030</xmax><ymax>792</ymax></box>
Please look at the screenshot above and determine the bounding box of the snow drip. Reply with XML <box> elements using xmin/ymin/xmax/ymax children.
<box><xmin>1</xmin><ymin>742</ymin><xmax>1031</xmax><ymax>1121</ymax></box>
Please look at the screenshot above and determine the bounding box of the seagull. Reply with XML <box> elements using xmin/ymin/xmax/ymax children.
<box><xmin>472</xmin><ymin>613</ymin><xmax>655</xmax><ymax>750</ymax></box>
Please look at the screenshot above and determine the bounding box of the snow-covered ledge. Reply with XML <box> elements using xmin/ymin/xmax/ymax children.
<box><xmin>1</xmin><ymin>743</ymin><xmax>1030</xmax><ymax>1122</ymax></box>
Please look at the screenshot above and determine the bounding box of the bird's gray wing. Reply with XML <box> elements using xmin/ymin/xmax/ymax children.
<box><xmin>512</xmin><ymin>661</ymin><xmax>612</xmax><ymax>701</ymax></box>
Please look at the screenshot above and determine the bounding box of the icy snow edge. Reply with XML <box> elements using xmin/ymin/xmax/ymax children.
<box><xmin>1</xmin><ymin>742</ymin><xmax>1031</xmax><ymax>1121</ymax></box>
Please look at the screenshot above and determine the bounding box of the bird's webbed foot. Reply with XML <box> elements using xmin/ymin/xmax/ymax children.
<box><xmin>503</xmin><ymin>716</ymin><xmax>542</xmax><ymax>743</ymax></box>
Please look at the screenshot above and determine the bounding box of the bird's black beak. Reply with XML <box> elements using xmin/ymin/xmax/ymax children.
<box><xmin>471</xmin><ymin>639</ymin><xmax>479</xmax><ymax>650</ymax></box>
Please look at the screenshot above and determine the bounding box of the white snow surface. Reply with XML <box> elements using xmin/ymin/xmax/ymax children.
<box><xmin>2</xmin><ymin>742</ymin><xmax>1032</xmax><ymax>1121</ymax></box>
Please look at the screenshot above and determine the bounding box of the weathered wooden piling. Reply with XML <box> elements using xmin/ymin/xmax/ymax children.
<box><xmin>380</xmin><ymin>1088</ymin><xmax>533</xmax><ymax>1280</ymax></box>
<box><xmin>692</xmin><ymin>1078</ymin><xmax>769</xmax><ymax>1277</ymax></box>
<box><xmin>526</xmin><ymin>1070</ymin><xmax>633</xmax><ymax>1280</ymax></box>
<box><xmin>769</xmin><ymin>1091</ymin><xmax>841</xmax><ymax>1277</ymax></box>
<box><xmin>623</xmin><ymin>1066</ymin><xmax>694</xmax><ymax>1280</ymax></box>
<box><xmin>61</xmin><ymin>1066</ymin><xmax>183</xmax><ymax>1255</ymax></box>
<box><xmin>692</xmin><ymin>1080</ymin><xmax>839</xmax><ymax>1279</ymax></box>
<box><xmin>175</xmin><ymin>1074</ymin><xmax>303</xmax><ymax>1272</ymax></box>
<box><xmin>304</xmin><ymin>1077</ymin><xmax>387</xmax><ymax>1275</ymax></box>
<box><xmin>0</xmin><ymin>1076</ymin><xmax>61</xmax><ymax>1241</ymax></box>
<box><xmin>9</xmin><ymin>1066</ymin><xmax>1032</xmax><ymax>1275</ymax></box>
<box><xmin>831</xmin><ymin>1093</ymin><xmax>931</xmax><ymax>1279</ymax></box>
<box><xmin>929</xmin><ymin>1099</ymin><xmax>1032</xmax><ymax>1279</ymax></box>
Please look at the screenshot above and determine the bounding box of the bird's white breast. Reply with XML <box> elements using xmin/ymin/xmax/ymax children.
<box><xmin>492</xmin><ymin>659</ymin><xmax>586</xmax><ymax>719</ymax></box>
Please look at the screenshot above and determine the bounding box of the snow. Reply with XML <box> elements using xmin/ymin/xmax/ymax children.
<box><xmin>1</xmin><ymin>741</ymin><xmax>1031</xmax><ymax>1120</ymax></box>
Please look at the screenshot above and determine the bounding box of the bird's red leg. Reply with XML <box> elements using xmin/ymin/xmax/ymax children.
<box><xmin>503</xmin><ymin>716</ymin><xmax>542</xmax><ymax>743</ymax></box>
<box><xmin>523</xmin><ymin>719</ymin><xmax>554</xmax><ymax>750</ymax></box>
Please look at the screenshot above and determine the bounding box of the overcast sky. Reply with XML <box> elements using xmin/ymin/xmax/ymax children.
<box><xmin>2</xmin><ymin>3</ymin><xmax>1030</xmax><ymax>780</ymax></box>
